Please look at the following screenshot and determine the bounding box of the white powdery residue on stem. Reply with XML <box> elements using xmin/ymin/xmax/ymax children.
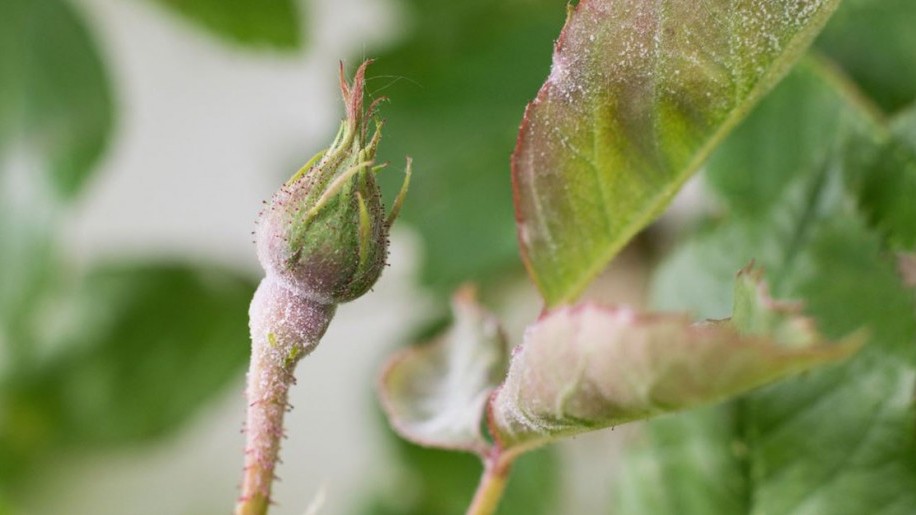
<box><xmin>237</xmin><ymin>276</ymin><xmax>336</xmax><ymax>514</ymax></box>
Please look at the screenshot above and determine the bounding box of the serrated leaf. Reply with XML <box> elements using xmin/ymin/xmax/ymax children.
<box><xmin>619</xmin><ymin>114</ymin><xmax>916</xmax><ymax>515</ymax></box>
<box><xmin>379</xmin><ymin>288</ymin><xmax>508</xmax><ymax>454</ymax></box>
<box><xmin>150</xmin><ymin>0</ymin><xmax>302</xmax><ymax>50</ymax></box>
<box><xmin>488</xmin><ymin>267</ymin><xmax>859</xmax><ymax>454</ymax></box>
<box><xmin>741</xmin><ymin>219</ymin><xmax>916</xmax><ymax>515</ymax></box>
<box><xmin>0</xmin><ymin>0</ymin><xmax>113</xmax><ymax>199</ymax></box>
<box><xmin>512</xmin><ymin>0</ymin><xmax>841</xmax><ymax>305</ymax></box>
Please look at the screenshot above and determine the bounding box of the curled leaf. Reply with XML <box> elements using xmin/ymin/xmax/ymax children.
<box><xmin>512</xmin><ymin>0</ymin><xmax>842</xmax><ymax>305</ymax></box>
<box><xmin>379</xmin><ymin>287</ymin><xmax>508</xmax><ymax>454</ymax></box>
<box><xmin>488</xmin><ymin>267</ymin><xmax>862</xmax><ymax>453</ymax></box>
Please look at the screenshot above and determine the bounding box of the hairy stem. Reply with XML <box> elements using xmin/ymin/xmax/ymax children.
<box><xmin>236</xmin><ymin>277</ymin><xmax>336</xmax><ymax>515</ymax></box>
<box><xmin>466</xmin><ymin>451</ymin><xmax>515</xmax><ymax>515</ymax></box>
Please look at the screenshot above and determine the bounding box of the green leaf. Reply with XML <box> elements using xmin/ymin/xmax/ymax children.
<box><xmin>487</xmin><ymin>267</ymin><xmax>860</xmax><ymax>454</ymax></box>
<box><xmin>379</xmin><ymin>287</ymin><xmax>508</xmax><ymax>454</ymax></box>
<box><xmin>0</xmin><ymin>170</ymin><xmax>59</xmax><ymax>369</ymax></box>
<box><xmin>0</xmin><ymin>0</ymin><xmax>114</xmax><ymax>198</ymax></box>
<box><xmin>1</xmin><ymin>263</ymin><xmax>255</xmax><ymax>457</ymax></box>
<box><xmin>368</xmin><ymin>0</ymin><xmax>565</xmax><ymax>292</ymax></box>
<box><xmin>512</xmin><ymin>0</ymin><xmax>842</xmax><ymax>305</ymax></box>
<box><xmin>150</xmin><ymin>0</ymin><xmax>302</xmax><ymax>50</ymax></box>
<box><xmin>619</xmin><ymin>118</ymin><xmax>916</xmax><ymax>515</ymax></box>
<box><xmin>614</xmin><ymin>405</ymin><xmax>748</xmax><ymax>515</ymax></box>
<box><xmin>741</xmin><ymin>220</ymin><xmax>916</xmax><ymax>514</ymax></box>
<box><xmin>619</xmin><ymin>224</ymin><xmax>916</xmax><ymax>515</ymax></box>
<box><xmin>851</xmin><ymin>106</ymin><xmax>916</xmax><ymax>250</ymax></box>
<box><xmin>816</xmin><ymin>0</ymin><xmax>916</xmax><ymax>114</ymax></box>
<box><xmin>705</xmin><ymin>58</ymin><xmax>883</xmax><ymax>215</ymax></box>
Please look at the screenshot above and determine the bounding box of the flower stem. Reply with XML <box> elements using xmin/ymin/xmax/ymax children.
<box><xmin>466</xmin><ymin>450</ymin><xmax>515</xmax><ymax>515</ymax></box>
<box><xmin>236</xmin><ymin>277</ymin><xmax>336</xmax><ymax>515</ymax></box>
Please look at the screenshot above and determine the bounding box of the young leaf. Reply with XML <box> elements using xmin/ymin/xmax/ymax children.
<box><xmin>150</xmin><ymin>0</ymin><xmax>302</xmax><ymax>50</ymax></box>
<box><xmin>379</xmin><ymin>288</ymin><xmax>508</xmax><ymax>454</ymax></box>
<box><xmin>512</xmin><ymin>0</ymin><xmax>841</xmax><ymax>305</ymax></box>
<box><xmin>488</xmin><ymin>267</ymin><xmax>860</xmax><ymax>454</ymax></box>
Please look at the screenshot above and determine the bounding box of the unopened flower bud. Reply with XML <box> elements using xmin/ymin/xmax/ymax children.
<box><xmin>255</xmin><ymin>60</ymin><xmax>410</xmax><ymax>305</ymax></box>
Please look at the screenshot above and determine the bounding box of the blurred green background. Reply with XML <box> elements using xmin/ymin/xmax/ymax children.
<box><xmin>1</xmin><ymin>0</ymin><xmax>914</xmax><ymax>513</ymax></box>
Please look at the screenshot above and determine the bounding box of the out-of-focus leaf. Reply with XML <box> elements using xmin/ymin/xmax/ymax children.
<box><xmin>488</xmin><ymin>267</ymin><xmax>860</xmax><ymax>454</ymax></box>
<box><xmin>0</xmin><ymin>164</ymin><xmax>59</xmax><ymax>369</ymax></box>
<box><xmin>851</xmin><ymin>106</ymin><xmax>916</xmax><ymax>250</ymax></box>
<box><xmin>619</xmin><ymin>224</ymin><xmax>916</xmax><ymax>515</ymax></box>
<box><xmin>614</xmin><ymin>406</ymin><xmax>748</xmax><ymax>515</ymax></box>
<box><xmin>379</xmin><ymin>288</ymin><xmax>508</xmax><ymax>454</ymax></box>
<box><xmin>0</xmin><ymin>263</ymin><xmax>255</xmax><ymax>467</ymax></box>
<box><xmin>150</xmin><ymin>0</ymin><xmax>302</xmax><ymax>50</ymax></box>
<box><xmin>744</xmin><ymin>219</ymin><xmax>916</xmax><ymax>514</ymax></box>
<box><xmin>512</xmin><ymin>0</ymin><xmax>842</xmax><ymax>306</ymax></box>
<box><xmin>816</xmin><ymin>0</ymin><xmax>916</xmax><ymax>114</ymax></box>
<box><xmin>369</xmin><ymin>0</ymin><xmax>564</xmax><ymax>292</ymax></box>
<box><xmin>0</xmin><ymin>0</ymin><xmax>113</xmax><ymax>198</ymax></box>
<box><xmin>705</xmin><ymin>58</ymin><xmax>883</xmax><ymax>215</ymax></box>
<box><xmin>617</xmin><ymin>114</ymin><xmax>916</xmax><ymax>515</ymax></box>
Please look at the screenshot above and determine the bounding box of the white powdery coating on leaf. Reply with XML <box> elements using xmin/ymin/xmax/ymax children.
<box><xmin>381</xmin><ymin>292</ymin><xmax>507</xmax><ymax>453</ymax></box>
<box><xmin>513</xmin><ymin>0</ymin><xmax>839</xmax><ymax>303</ymax></box>
<box><xmin>489</xmin><ymin>275</ymin><xmax>857</xmax><ymax>453</ymax></box>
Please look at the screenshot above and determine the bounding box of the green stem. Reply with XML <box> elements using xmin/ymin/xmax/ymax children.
<box><xmin>466</xmin><ymin>451</ymin><xmax>515</xmax><ymax>515</ymax></box>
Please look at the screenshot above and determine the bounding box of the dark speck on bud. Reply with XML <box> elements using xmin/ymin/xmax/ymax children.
<box><xmin>255</xmin><ymin>60</ymin><xmax>411</xmax><ymax>305</ymax></box>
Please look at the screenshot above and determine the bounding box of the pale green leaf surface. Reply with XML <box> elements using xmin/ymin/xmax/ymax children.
<box><xmin>742</xmin><ymin>220</ymin><xmax>916</xmax><ymax>515</ymax></box>
<box><xmin>614</xmin><ymin>405</ymin><xmax>748</xmax><ymax>515</ymax></box>
<box><xmin>488</xmin><ymin>267</ymin><xmax>859</xmax><ymax>454</ymax></box>
<box><xmin>379</xmin><ymin>288</ymin><xmax>508</xmax><ymax>454</ymax></box>
<box><xmin>0</xmin><ymin>0</ymin><xmax>113</xmax><ymax>198</ymax></box>
<box><xmin>150</xmin><ymin>0</ymin><xmax>302</xmax><ymax>50</ymax></box>
<box><xmin>617</xmin><ymin>127</ymin><xmax>916</xmax><ymax>515</ymax></box>
<box><xmin>618</xmin><ymin>226</ymin><xmax>916</xmax><ymax>514</ymax></box>
<box><xmin>512</xmin><ymin>0</ymin><xmax>841</xmax><ymax>305</ymax></box>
